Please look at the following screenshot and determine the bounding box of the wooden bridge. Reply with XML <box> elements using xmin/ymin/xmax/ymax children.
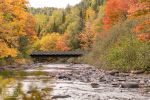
<box><xmin>30</xmin><ymin>51</ymin><xmax>85</xmax><ymax>58</ymax></box>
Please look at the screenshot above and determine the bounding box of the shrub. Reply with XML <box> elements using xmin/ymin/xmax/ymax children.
<box><xmin>107</xmin><ymin>37</ymin><xmax>150</xmax><ymax>71</ymax></box>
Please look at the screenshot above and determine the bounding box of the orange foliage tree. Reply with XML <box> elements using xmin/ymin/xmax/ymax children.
<box><xmin>0</xmin><ymin>0</ymin><xmax>36</xmax><ymax>58</ymax></box>
<box><xmin>56</xmin><ymin>33</ymin><xmax>71</xmax><ymax>51</ymax></box>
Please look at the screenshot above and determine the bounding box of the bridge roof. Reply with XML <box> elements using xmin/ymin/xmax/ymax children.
<box><xmin>30</xmin><ymin>51</ymin><xmax>85</xmax><ymax>57</ymax></box>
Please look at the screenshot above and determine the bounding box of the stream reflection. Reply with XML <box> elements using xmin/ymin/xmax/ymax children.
<box><xmin>0</xmin><ymin>75</ymin><xmax>53</xmax><ymax>100</ymax></box>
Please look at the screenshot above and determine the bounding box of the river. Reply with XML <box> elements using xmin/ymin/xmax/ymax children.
<box><xmin>0</xmin><ymin>63</ymin><xmax>150</xmax><ymax>100</ymax></box>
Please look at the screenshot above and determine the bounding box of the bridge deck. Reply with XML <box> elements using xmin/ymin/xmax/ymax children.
<box><xmin>30</xmin><ymin>51</ymin><xmax>85</xmax><ymax>57</ymax></box>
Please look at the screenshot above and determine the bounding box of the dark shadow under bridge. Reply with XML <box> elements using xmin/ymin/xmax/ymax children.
<box><xmin>30</xmin><ymin>51</ymin><xmax>86</xmax><ymax>63</ymax></box>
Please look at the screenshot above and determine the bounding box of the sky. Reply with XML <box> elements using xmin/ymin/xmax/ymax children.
<box><xmin>29</xmin><ymin>0</ymin><xmax>81</xmax><ymax>8</ymax></box>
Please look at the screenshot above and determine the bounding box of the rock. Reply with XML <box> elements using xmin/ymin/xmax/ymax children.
<box><xmin>68</xmin><ymin>73</ymin><xmax>73</xmax><ymax>76</ymax></box>
<box><xmin>119</xmin><ymin>73</ymin><xmax>129</xmax><ymax>77</ymax></box>
<box><xmin>87</xmin><ymin>78</ymin><xmax>91</xmax><ymax>82</ymax></box>
<box><xmin>0</xmin><ymin>67</ymin><xmax>5</xmax><ymax>72</ymax></box>
<box><xmin>99</xmin><ymin>77</ymin><xmax>106</xmax><ymax>82</ymax></box>
<box><xmin>131</xmin><ymin>70</ymin><xmax>144</xmax><ymax>74</ymax></box>
<box><xmin>140</xmin><ymin>80</ymin><xmax>147</xmax><ymax>85</ymax></box>
<box><xmin>117</xmin><ymin>78</ymin><xmax>126</xmax><ymax>82</ymax></box>
<box><xmin>92</xmin><ymin>69</ymin><xmax>96</xmax><ymax>72</ymax></box>
<box><xmin>91</xmin><ymin>83</ymin><xmax>99</xmax><ymax>88</ymax></box>
<box><xmin>58</xmin><ymin>75</ymin><xmax>67</xmax><ymax>79</ymax></box>
<box><xmin>118</xmin><ymin>79</ymin><xmax>126</xmax><ymax>82</ymax></box>
<box><xmin>51</xmin><ymin>95</ymin><xmax>71</xmax><ymax>99</ymax></box>
<box><xmin>58</xmin><ymin>75</ymin><xmax>71</xmax><ymax>80</ymax></box>
<box><xmin>11</xmin><ymin>66</ymin><xmax>17</xmax><ymax>69</ymax></box>
<box><xmin>120</xmin><ymin>82</ymin><xmax>139</xmax><ymax>88</ymax></box>
<box><xmin>27</xmin><ymin>91</ymin><xmax>32</xmax><ymax>94</ymax></box>
<box><xmin>67</xmin><ymin>77</ymin><xmax>71</xmax><ymax>80</ymax></box>
<box><xmin>111</xmin><ymin>82</ymin><xmax>120</xmax><ymax>87</ymax></box>
<box><xmin>108</xmin><ymin>70</ymin><xmax>119</xmax><ymax>75</ymax></box>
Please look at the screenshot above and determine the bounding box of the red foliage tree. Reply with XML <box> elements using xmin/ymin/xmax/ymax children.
<box><xmin>103</xmin><ymin>0</ymin><xmax>138</xmax><ymax>30</ymax></box>
<box><xmin>128</xmin><ymin>0</ymin><xmax>150</xmax><ymax>18</ymax></box>
<box><xmin>129</xmin><ymin>0</ymin><xmax>150</xmax><ymax>42</ymax></box>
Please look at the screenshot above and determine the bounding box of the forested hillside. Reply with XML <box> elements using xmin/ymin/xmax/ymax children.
<box><xmin>0</xmin><ymin>0</ymin><xmax>150</xmax><ymax>72</ymax></box>
<box><xmin>30</xmin><ymin>0</ymin><xmax>105</xmax><ymax>50</ymax></box>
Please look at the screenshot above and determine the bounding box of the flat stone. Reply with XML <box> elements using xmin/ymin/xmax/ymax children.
<box><xmin>131</xmin><ymin>70</ymin><xmax>144</xmax><ymax>74</ymax></box>
<box><xmin>119</xmin><ymin>73</ymin><xmax>129</xmax><ymax>77</ymax></box>
<box><xmin>120</xmin><ymin>82</ymin><xmax>139</xmax><ymax>88</ymax></box>
<box><xmin>118</xmin><ymin>78</ymin><xmax>126</xmax><ymax>81</ymax></box>
<box><xmin>51</xmin><ymin>95</ymin><xmax>71</xmax><ymax>99</ymax></box>
<box><xmin>108</xmin><ymin>70</ymin><xmax>119</xmax><ymax>75</ymax></box>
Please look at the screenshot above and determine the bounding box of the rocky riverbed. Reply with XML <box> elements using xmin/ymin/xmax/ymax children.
<box><xmin>0</xmin><ymin>63</ymin><xmax>150</xmax><ymax>100</ymax></box>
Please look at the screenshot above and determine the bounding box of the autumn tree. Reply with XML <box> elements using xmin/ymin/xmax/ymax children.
<box><xmin>128</xmin><ymin>0</ymin><xmax>150</xmax><ymax>42</ymax></box>
<box><xmin>86</xmin><ymin>7</ymin><xmax>96</xmax><ymax>21</ymax></box>
<box><xmin>0</xmin><ymin>0</ymin><xmax>36</xmax><ymax>61</ymax></box>
<box><xmin>103</xmin><ymin>0</ymin><xmax>130</xmax><ymax>29</ymax></box>
<box><xmin>79</xmin><ymin>22</ymin><xmax>97</xmax><ymax>50</ymax></box>
<box><xmin>128</xmin><ymin>0</ymin><xmax>150</xmax><ymax>18</ymax></box>
<box><xmin>0</xmin><ymin>40</ymin><xmax>17</xmax><ymax>58</ymax></box>
<box><xmin>56</xmin><ymin>33</ymin><xmax>71</xmax><ymax>51</ymax></box>
<box><xmin>35</xmin><ymin>14</ymin><xmax>49</xmax><ymax>37</ymax></box>
<box><xmin>34</xmin><ymin>33</ymin><xmax>70</xmax><ymax>51</ymax></box>
<box><xmin>65</xmin><ymin>7</ymin><xmax>83</xmax><ymax>49</ymax></box>
<box><xmin>45</xmin><ymin>10</ymin><xmax>65</xmax><ymax>33</ymax></box>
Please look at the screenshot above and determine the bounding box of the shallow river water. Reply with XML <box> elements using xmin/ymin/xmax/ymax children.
<box><xmin>0</xmin><ymin>64</ymin><xmax>150</xmax><ymax>100</ymax></box>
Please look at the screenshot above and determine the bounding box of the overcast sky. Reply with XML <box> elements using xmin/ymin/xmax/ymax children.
<box><xmin>29</xmin><ymin>0</ymin><xmax>81</xmax><ymax>8</ymax></box>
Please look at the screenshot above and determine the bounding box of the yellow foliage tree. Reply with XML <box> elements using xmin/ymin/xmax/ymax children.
<box><xmin>40</xmin><ymin>33</ymin><xmax>61</xmax><ymax>51</ymax></box>
<box><xmin>86</xmin><ymin>7</ymin><xmax>96</xmax><ymax>21</ymax></box>
<box><xmin>34</xmin><ymin>33</ymin><xmax>70</xmax><ymax>51</ymax></box>
<box><xmin>0</xmin><ymin>40</ymin><xmax>17</xmax><ymax>58</ymax></box>
<box><xmin>0</xmin><ymin>0</ymin><xmax>36</xmax><ymax>58</ymax></box>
